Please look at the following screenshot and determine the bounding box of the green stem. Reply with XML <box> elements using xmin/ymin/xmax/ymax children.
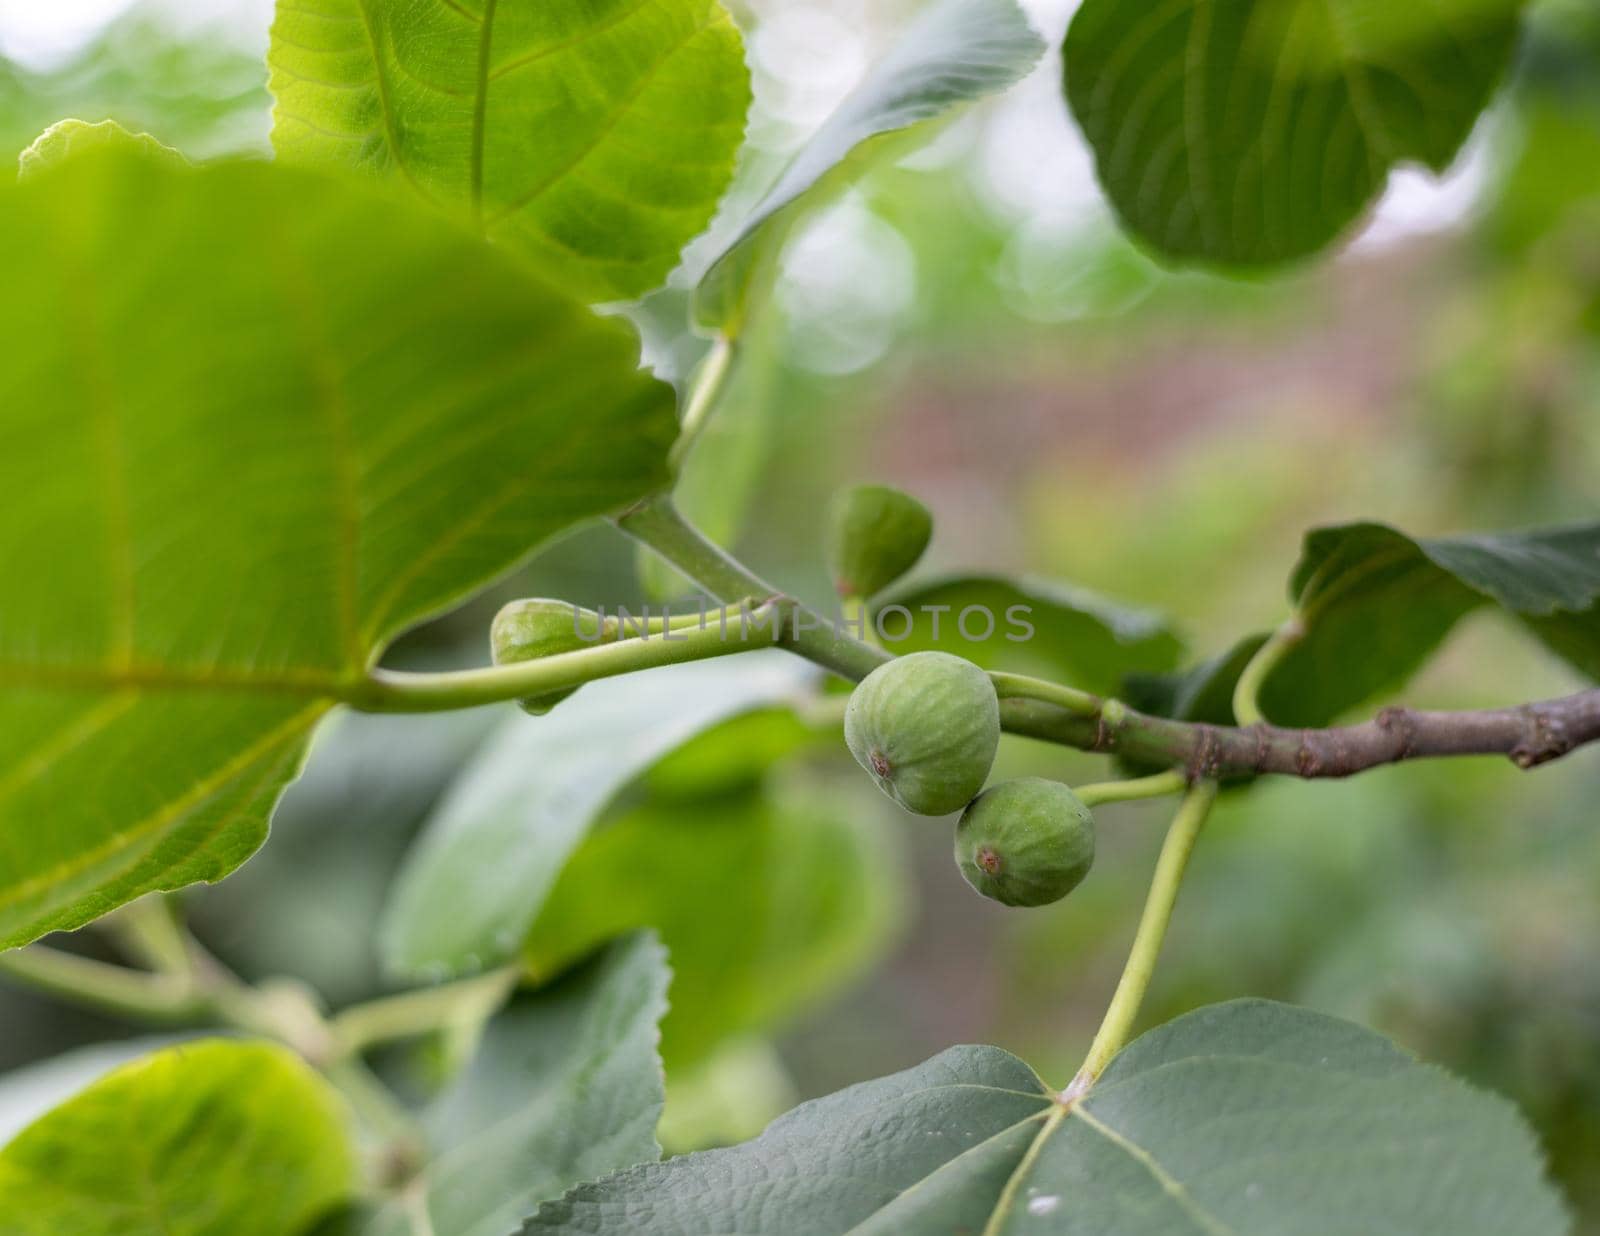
<box><xmin>331</xmin><ymin>966</ymin><xmax>519</xmax><ymax>1056</ymax></box>
<box><xmin>669</xmin><ymin>334</ymin><xmax>734</xmax><ymax>470</ymax></box>
<box><xmin>1065</xmin><ymin>780</ymin><xmax>1218</xmax><ymax>1097</ymax></box>
<box><xmin>325</xmin><ymin>1056</ymin><xmax>427</xmax><ymax>1177</ymax></box>
<box><xmin>354</xmin><ymin>599</ymin><xmax>787</xmax><ymax>713</ymax></box>
<box><xmin>1231</xmin><ymin>618</ymin><xmax>1303</xmax><ymax>728</ymax></box>
<box><xmin>990</xmin><ymin>671</ymin><xmax>1100</xmax><ymax>718</ymax></box>
<box><xmin>616</xmin><ymin>494</ymin><xmax>891</xmax><ymax>683</ymax></box>
<box><xmin>839</xmin><ymin>594</ymin><xmax>882</xmax><ymax>650</ymax></box>
<box><xmin>1073</xmin><ymin>769</ymin><xmax>1188</xmax><ymax>808</ymax></box>
<box><xmin>0</xmin><ymin>946</ymin><xmax>206</xmax><ymax>1022</ymax></box>
<box><xmin>106</xmin><ymin>895</ymin><xmax>193</xmax><ymax>977</ymax></box>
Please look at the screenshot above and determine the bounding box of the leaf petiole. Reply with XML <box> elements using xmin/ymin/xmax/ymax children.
<box><xmin>669</xmin><ymin>334</ymin><xmax>734</xmax><ymax>471</ymax></box>
<box><xmin>1066</xmin><ymin>780</ymin><xmax>1218</xmax><ymax>1097</ymax></box>
<box><xmin>0</xmin><ymin>945</ymin><xmax>207</xmax><ymax>1023</ymax></box>
<box><xmin>1230</xmin><ymin>617</ymin><xmax>1303</xmax><ymax>727</ymax></box>
<box><xmin>353</xmin><ymin>600</ymin><xmax>787</xmax><ymax>714</ymax></box>
<box><xmin>330</xmin><ymin>966</ymin><xmax>520</xmax><ymax>1057</ymax></box>
<box><xmin>989</xmin><ymin>671</ymin><xmax>1100</xmax><ymax>717</ymax></box>
<box><xmin>1073</xmin><ymin>769</ymin><xmax>1188</xmax><ymax>808</ymax></box>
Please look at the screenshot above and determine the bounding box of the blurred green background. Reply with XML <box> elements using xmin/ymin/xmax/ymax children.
<box><xmin>2</xmin><ymin>0</ymin><xmax>1598</xmax><ymax>1226</ymax></box>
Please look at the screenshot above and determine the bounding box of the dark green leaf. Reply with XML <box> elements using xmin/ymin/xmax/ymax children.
<box><xmin>526</xmin><ymin>1000</ymin><xmax>1569</xmax><ymax>1235</ymax></box>
<box><xmin>269</xmin><ymin>0</ymin><xmax>751</xmax><ymax>302</ymax></box>
<box><xmin>1261</xmin><ymin>520</ymin><xmax>1600</xmax><ymax>724</ymax></box>
<box><xmin>1064</xmin><ymin>0</ymin><xmax>1524</xmax><ymax>267</ymax></box>
<box><xmin>0</xmin><ymin>148</ymin><xmax>676</xmax><ymax>948</ymax></box>
<box><xmin>1123</xmin><ymin>633</ymin><xmax>1270</xmax><ymax>728</ymax></box>
<box><xmin>528</xmin><ymin>1041</ymin><xmax>1051</xmax><ymax>1234</ymax></box>
<box><xmin>524</xmin><ymin>784</ymin><xmax>904</xmax><ymax>1070</ymax></box>
<box><xmin>382</xmin><ymin>654</ymin><xmax>816</xmax><ymax>978</ymax></box>
<box><xmin>0</xmin><ymin>1040</ymin><xmax>355</xmax><ymax>1234</ymax></box>
<box><xmin>694</xmin><ymin>0</ymin><xmax>1044</xmax><ymax>332</ymax></box>
<box><xmin>370</xmin><ymin>933</ymin><xmax>669</xmax><ymax>1236</ymax></box>
<box><xmin>884</xmin><ymin>574</ymin><xmax>1182</xmax><ymax>697</ymax></box>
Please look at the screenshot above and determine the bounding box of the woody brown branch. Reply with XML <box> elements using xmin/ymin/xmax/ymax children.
<box><xmin>998</xmin><ymin>689</ymin><xmax>1600</xmax><ymax>780</ymax></box>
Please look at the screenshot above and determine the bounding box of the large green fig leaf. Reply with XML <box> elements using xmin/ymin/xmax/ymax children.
<box><xmin>884</xmin><ymin>574</ymin><xmax>1182</xmax><ymax>696</ymax></box>
<box><xmin>694</xmin><ymin>0</ymin><xmax>1044</xmax><ymax>332</ymax></box>
<box><xmin>368</xmin><ymin>933</ymin><xmax>669</xmax><ymax>1236</ymax></box>
<box><xmin>524</xmin><ymin>783</ymin><xmax>904</xmax><ymax>1070</ymax></box>
<box><xmin>1064</xmin><ymin>0</ymin><xmax>1524</xmax><ymax>268</ymax></box>
<box><xmin>525</xmin><ymin>1000</ymin><xmax>1569</xmax><ymax>1235</ymax></box>
<box><xmin>0</xmin><ymin>1039</ymin><xmax>355</xmax><ymax>1235</ymax></box>
<box><xmin>0</xmin><ymin>149</ymin><xmax>676</xmax><ymax>949</ymax></box>
<box><xmin>268</xmin><ymin>0</ymin><xmax>750</xmax><ymax>303</ymax></box>
<box><xmin>382</xmin><ymin>653</ymin><xmax>817</xmax><ymax>977</ymax></box>
<box><xmin>1260</xmin><ymin>520</ymin><xmax>1600</xmax><ymax>725</ymax></box>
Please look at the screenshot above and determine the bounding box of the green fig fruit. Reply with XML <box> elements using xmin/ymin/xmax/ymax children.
<box><xmin>490</xmin><ymin>599</ymin><xmax>610</xmax><ymax>715</ymax></box>
<box><xmin>954</xmin><ymin>778</ymin><xmax>1095</xmax><ymax>907</ymax></box>
<box><xmin>845</xmin><ymin>651</ymin><xmax>999</xmax><ymax>815</ymax></box>
<box><xmin>827</xmin><ymin>484</ymin><xmax>933</xmax><ymax>600</ymax></box>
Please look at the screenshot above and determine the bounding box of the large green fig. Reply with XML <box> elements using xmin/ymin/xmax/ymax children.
<box><xmin>827</xmin><ymin>484</ymin><xmax>933</xmax><ymax>600</ymax></box>
<box><xmin>845</xmin><ymin>652</ymin><xmax>999</xmax><ymax>815</ymax></box>
<box><xmin>954</xmin><ymin>778</ymin><xmax>1095</xmax><ymax>907</ymax></box>
<box><xmin>490</xmin><ymin>599</ymin><xmax>611</xmax><ymax>715</ymax></box>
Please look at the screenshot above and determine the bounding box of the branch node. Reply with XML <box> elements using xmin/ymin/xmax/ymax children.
<box><xmin>1294</xmin><ymin>730</ymin><xmax>1322</xmax><ymax>777</ymax></box>
<box><xmin>1187</xmin><ymin>724</ymin><xmax>1222</xmax><ymax>781</ymax></box>
<box><xmin>1092</xmin><ymin>699</ymin><xmax>1128</xmax><ymax>752</ymax></box>
<box><xmin>1511</xmin><ymin>703</ymin><xmax>1571</xmax><ymax>769</ymax></box>
<box><xmin>1375</xmin><ymin>706</ymin><xmax>1419</xmax><ymax>761</ymax></box>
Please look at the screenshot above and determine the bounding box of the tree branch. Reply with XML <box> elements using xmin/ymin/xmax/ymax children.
<box><xmin>1004</xmin><ymin>690</ymin><xmax>1600</xmax><ymax>779</ymax></box>
<box><xmin>618</xmin><ymin>495</ymin><xmax>1600</xmax><ymax>783</ymax></box>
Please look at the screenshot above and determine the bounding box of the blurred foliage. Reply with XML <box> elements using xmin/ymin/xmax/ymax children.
<box><xmin>1</xmin><ymin>1</ymin><xmax>1599</xmax><ymax>1227</ymax></box>
<box><xmin>0</xmin><ymin>16</ymin><xmax>267</xmax><ymax>163</ymax></box>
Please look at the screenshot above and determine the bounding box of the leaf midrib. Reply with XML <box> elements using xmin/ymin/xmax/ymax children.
<box><xmin>484</xmin><ymin>13</ymin><xmax>716</xmax><ymax>227</ymax></box>
<box><xmin>0</xmin><ymin>662</ymin><xmax>351</xmax><ymax>699</ymax></box>
<box><xmin>975</xmin><ymin>1048</ymin><xmax>1404</xmax><ymax>1236</ymax></box>
<box><xmin>470</xmin><ymin>0</ymin><xmax>499</xmax><ymax>221</ymax></box>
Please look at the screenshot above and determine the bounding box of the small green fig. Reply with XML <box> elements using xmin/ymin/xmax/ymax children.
<box><xmin>827</xmin><ymin>484</ymin><xmax>933</xmax><ymax>600</ymax></box>
<box><xmin>490</xmin><ymin>599</ymin><xmax>610</xmax><ymax>715</ymax></box>
<box><xmin>954</xmin><ymin>778</ymin><xmax>1095</xmax><ymax>907</ymax></box>
<box><xmin>845</xmin><ymin>651</ymin><xmax>999</xmax><ymax>815</ymax></box>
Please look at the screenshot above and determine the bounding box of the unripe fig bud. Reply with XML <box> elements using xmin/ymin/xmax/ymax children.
<box><xmin>845</xmin><ymin>651</ymin><xmax>999</xmax><ymax>815</ymax></box>
<box><xmin>954</xmin><ymin>778</ymin><xmax>1095</xmax><ymax>907</ymax></box>
<box><xmin>490</xmin><ymin>598</ymin><xmax>609</xmax><ymax>715</ymax></box>
<box><xmin>827</xmin><ymin>484</ymin><xmax>933</xmax><ymax>600</ymax></box>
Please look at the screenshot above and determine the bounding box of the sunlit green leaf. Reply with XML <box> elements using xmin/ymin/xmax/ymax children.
<box><xmin>382</xmin><ymin>654</ymin><xmax>816</xmax><ymax>977</ymax></box>
<box><xmin>1064</xmin><ymin>0</ymin><xmax>1524</xmax><ymax>267</ymax></box>
<box><xmin>0</xmin><ymin>148</ymin><xmax>675</xmax><ymax>948</ymax></box>
<box><xmin>269</xmin><ymin>0</ymin><xmax>750</xmax><ymax>302</ymax></box>
<box><xmin>694</xmin><ymin>0</ymin><xmax>1044</xmax><ymax>332</ymax></box>
<box><xmin>17</xmin><ymin>118</ymin><xmax>185</xmax><ymax>179</ymax></box>
<box><xmin>0</xmin><ymin>1040</ymin><xmax>355</xmax><ymax>1235</ymax></box>
<box><xmin>0</xmin><ymin>1037</ymin><xmax>183</xmax><ymax>1146</ymax></box>
<box><xmin>369</xmin><ymin>933</ymin><xmax>669</xmax><ymax>1236</ymax></box>
<box><xmin>526</xmin><ymin>1000</ymin><xmax>1568</xmax><ymax>1235</ymax></box>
